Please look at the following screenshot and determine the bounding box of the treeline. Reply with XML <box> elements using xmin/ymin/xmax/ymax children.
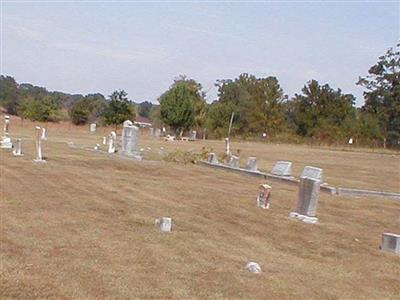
<box><xmin>1</xmin><ymin>43</ymin><xmax>399</xmax><ymax>147</ymax></box>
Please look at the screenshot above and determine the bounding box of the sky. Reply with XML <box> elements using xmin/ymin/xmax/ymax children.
<box><xmin>1</xmin><ymin>1</ymin><xmax>399</xmax><ymax>106</ymax></box>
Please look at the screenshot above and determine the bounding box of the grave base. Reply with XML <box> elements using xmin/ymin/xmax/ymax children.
<box><xmin>289</xmin><ymin>212</ymin><xmax>318</xmax><ymax>224</ymax></box>
<box><xmin>33</xmin><ymin>159</ymin><xmax>47</xmax><ymax>163</ymax></box>
<box><xmin>13</xmin><ymin>152</ymin><xmax>23</xmax><ymax>156</ymax></box>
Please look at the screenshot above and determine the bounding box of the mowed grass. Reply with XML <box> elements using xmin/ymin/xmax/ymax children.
<box><xmin>1</xmin><ymin>116</ymin><xmax>400</xmax><ymax>299</ymax></box>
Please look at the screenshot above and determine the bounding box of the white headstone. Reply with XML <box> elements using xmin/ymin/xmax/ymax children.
<box><xmin>207</xmin><ymin>153</ymin><xmax>219</xmax><ymax>164</ymax></box>
<box><xmin>154</xmin><ymin>128</ymin><xmax>161</xmax><ymax>138</ymax></box>
<box><xmin>13</xmin><ymin>138</ymin><xmax>23</xmax><ymax>156</ymax></box>
<box><xmin>271</xmin><ymin>161</ymin><xmax>292</xmax><ymax>176</ymax></box>
<box><xmin>289</xmin><ymin>177</ymin><xmax>320</xmax><ymax>223</ymax></box>
<box><xmin>245</xmin><ymin>262</ymin><xmax>262</xmax><ymax>273</ymax></box>
<box><xmin>245</xmin><ymin>157</ymin><xmax>257</xmax><ymax>171</ymax></box>
<box><xmin>89</xmin><ymin>123</ymin><xmax>97</xmax><ymax>133</ymax></box>
<box><xmin>102</xmin><ymin>136</ymin><xmax>107</xmax><ymax>145</ymax></box>
<box><xmin>108</xmin><ymin>131</ymin><xmax>116</xmax><ymax>153</ymax></box>
<box><xmin>228</xmin><ymin>155</ymin><xmax>239</xmax><ymax>168</ymax></box>
<box><xmin>381</xmin><ymin>233</ymin><xmax>400</xmax><ymax>254</ymax></box>
<box><xmin>1</xmin><ymin>115</ymin><xmax>12</xmax><ymax>148</ymax></box>
<box><xmin>121</xmin><ymin>120</ymin><xmax>139</xmax><ymax>156</ymax></box>
<box><xmin>348</xmin><ymin>138</ymin><xmax>353</xmax><ymax>144</ymax></box>
<box><xmin>34</xmin><ymin>126</ymin><xmax>46</xmax><ymax>163</ymax></box>
<box><xmin>301</xmin><ymin>166</ymin><xmax>323</xmax><ymax>181</ymax></box>
<box><xmin>257</xmin><ymin>184</ymin><xmax>271</xmax><ymax>209</ymax></box>
<box><xmin>155</xmin><ymin>217</ymin><xmax>172</xmax><ymax>232</ymax></box>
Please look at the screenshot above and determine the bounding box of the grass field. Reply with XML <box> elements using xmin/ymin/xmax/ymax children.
<box><xmin>1</xmin><ymin>116</ymin><xmax>400</xmax><ymax>299</ymax></box>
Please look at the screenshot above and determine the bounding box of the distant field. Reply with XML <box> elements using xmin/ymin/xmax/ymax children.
<box><xmin>1</xmin><ymin>116</ymin><xmax>400</xmax><ymax>299</ymax></box>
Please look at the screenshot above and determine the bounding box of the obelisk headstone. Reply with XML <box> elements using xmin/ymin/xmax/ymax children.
<box><xmin>34</xmin><ymin>126</ymin><xmax>46</xmax><ymax>163</ymax></box>
<box><xmin>108</xmin><ymin>131</ymin><xmax>116</xmax><ymax>153</ymax></box>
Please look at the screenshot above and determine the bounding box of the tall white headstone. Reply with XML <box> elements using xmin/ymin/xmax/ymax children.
<box><xmin>34</xmin><ymin>126</ymin><xmax>46</xmax><ymax>163</ymax></box>
<box><xmin>108</xmin><ymin>131</ymin><xmax>117</xmax><ymax>153</ymax></box>
<box><xmin>13</xmin><ymin>138</ymin><xmax>23</xmax><ymax>156</ymax></box>
<box><xmin>121</xmin><ymin>120</ymin><xmax>139</xmax><ymax>156</ymax></box>
<box><xmin>224</xmin><ymin>138</ymin><xmax>230</xmax><ymax>155</ymax></box>
<box><xmin>289</xmin><ymin>177</ymin><xmax>320</xmax><ymax>224</ymax></box>
<box><xmin>1</xmin><ymin>115</ymin><xmax>12</xmax><ymax>149</ymax></box>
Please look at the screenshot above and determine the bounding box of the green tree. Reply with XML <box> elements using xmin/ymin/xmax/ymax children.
<box><xmin>291</xmin><ymin>80</ymin><xmax>356</xmax><ymax>142</ymax></box>
<box><xmin>138</xmin><ymin>101</ymin><xmax>153</xmax><ymax>118</ymax></box>
<box><xmin>17</xmin><ymin>94</ymin><xmax>61</xmax><ymax>122</ymax></box>
<box><xmin>103</xmin><ymin>90</ymin><xmax>135</xmax><ymax>129</ymax></box>
<box><xmin>357</xmin><ymin>43</ymin><xmax>400</xmax><ymax>146</ymax></box>
<box><xmin>0</xmin><ymin>75</ymin><xmax>19</xmax><ymax>114</ymax></box>
<box><xmin>159</xmin><ymin>76</ymin><xmax>205</xmax><ymax>134</ymax></box>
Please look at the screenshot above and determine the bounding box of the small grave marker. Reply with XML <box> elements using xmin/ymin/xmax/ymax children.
<box><xmin>155</xmin><ymin>217</ymin><xmax>172</xmax><ymax>232</ymax></box>
<box><xmin>381</xmin><ymin>233</ymin><xmax>400</xmax><ymax>254</ymax></box>
<box><xmin>271</xmin><ymin>161</ymin><xmax>292</xmax><ymax>176</ymax></box>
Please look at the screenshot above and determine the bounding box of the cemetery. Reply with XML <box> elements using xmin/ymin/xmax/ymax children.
<box><xmin>1</xmin><ymin>114</ymin><xmax>399</xmax><ymax>299</ymax></box>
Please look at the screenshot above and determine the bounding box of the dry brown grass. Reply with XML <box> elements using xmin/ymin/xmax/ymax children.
<box><xmin>1</xmin><ymin>116</ymin><xmax>400</xmax><ymax>299</ymax></box>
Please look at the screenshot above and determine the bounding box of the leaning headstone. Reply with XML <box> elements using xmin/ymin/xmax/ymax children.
<box><xmin>89</xmin><ymin>123</ymin><xmax>96</xmax><ymax>133</ymax></box>
<box><xmin>301</xmin><ymin>166</ymin><xmax>323</xmax><ymax>181</ymax></box>
<box><xmin>108</xmin><ymin>131</ymin><xmax>116</xmax><ymax>153</ymax></box>
<box><xmin>41</xmin><ymin>127</ymin><xmax>48</xmax><ymax>140</ymax></box>
<box><xmin>1</xmin><ymin>115</ymin><xmax>12</xmax><ymax>149</ymax></box>
<box><xmin>121</xmin><ymin>120</ymin><xmax>139</xmax><ymax>156</ymax></box>
<box><xmin>245</xmin><ymin>262</ymin><xmax>262</xmax><ymax>274</ymax></box>
<box><xmin>155</xmin><ymin>217</ymin><xmax>172</xmax><ymax>232</ymax></box>
<box><xmin>34</xmin><ymin>126</ymin><xmax>46</xmax><ymax>163</ymax></box>
<box><xmin>257</xmin><ymin>184</ymin><xmax>271</xmax><ymax>209</ymax></box>
<box><xmin>207</xmin><ymin>153</ymin><xmax>219</xmax><ymax>164</ymax></box>
<box><xmin>13</xmin><ymin>138</ymin><xmax>23</xmax><ymax>156</ymax></box>
<box><xmin>381</xmin><ymin>233</ymin><xmax>400</xmax><ymax>255</ymax></box>
<box><xmin>228</xmin><ymin>155</ymin><xmax>239</xmax><ymax>168</ymax></box>
<box><xmin>245</xmin><ymin>157</ymin><xmax>257</xmax><ymax>171</ymax></box>
<box><xmin>289</xmin><ymin>177</ymin><xmax>320</xmax><ymax>224</ymax></box>
<box><xmin>271</xmin><ymin>161</ymin><xmax>292</xmax><ymax>176</ymax></box>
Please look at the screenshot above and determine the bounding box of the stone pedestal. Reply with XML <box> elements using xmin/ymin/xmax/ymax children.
<box><xmin>245</xmin><ymin>157</ymin><xmax>257</xmax><ymax>171</ymax></box>
<box><xmin>289</xmin><ymin>177</ymin><xmax>321</xmax><ymax>224</ymax></box>
<box><xmin>381</xmin><ymin>233</ymin><xmax>400</xmax><ymax>254</ymax></box>
<box><xmin>155</xmin><ymin>217</ymin><xmax>172</xmax><ymax>232</ymax></box>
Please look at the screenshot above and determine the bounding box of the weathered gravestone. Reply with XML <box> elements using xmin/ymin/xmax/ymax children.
<box><xmin>154</xmin><ymin>128</ymin><xmax>161</xmax><ymax>138</ymax></box>
<box><xmin>89</xmin><ymin>123</ymin><xmax>96</xmax><ymax>133</ymax></box>
<box><xmin>121</xmin><ymin>120</ymin><xmax>139</xmax><ymax>156</ymax></box>
<box><xmin>190</xmin><ymin>130</ymin><xmax>197</xmax><ymax>140</ymax></box>
<box><xmin>34</xmin><ymin>126</ymin><xmax>46</xmax><ymax>163</ymax></box>
<box><xmin>289</xmin><ymin>177</ymin><xmax>321</xmax><ymax>224</ymax></box>
<box><xmin>271</xmin><ymin>161</ymin><xmax>292</xmax><ymax>176</ymax></box>
<box><xmin>245</xmin><ymin>157</ymin><xmax>258</xmax><ymax>171</ymax></box>
<box><xmin>257</xmin><ymin>184</ymin><xmax>271</xmax><ymax>209</ymax></box>
<box><xmin>207</xmin><ymin>153</ymin><xmax>219</xmax><ymax>164</ymax></box>
<box><xmin>13</xmin><ymin>138</ymin><xmax>23</xmax><ymax>156</ymax></box>
<box><xmin>108</xmin><ymin>131</ymin><xmax>117</xmax><ymax>153</ymax></box>
<box><xmin>245</xmin><ymin>262</ymin><xmax>262</xmax><ymax>273</ymax></box>
<box><xmin>381</xmin><ymin>233</ymin><xmax>400</xmax><ymax>255</ymax></box>
<box><xmin>228</xmin><ymin>155</ymin><xmax>239</xmax><ymax>168</ymax></box>
<box><xmin>149</xmin><ymin>127</ymin><xmax>154</xmax><ymax>136</ymax></box>
<box><xmin>1</xmin><ymin>115</ymin><xmax>12</xmax><ymax>149</ymax></box>
<box><xmin>224</xmin><ymin>137</ymin><xmax>230</xmax><ymax>155</ymax></box>
<box><xmin>155</xmin><ymin>217</ymin><xmax>172</xmax><ymax>232</ymax></box>
<box><xmin>301</xmin><ymin>166</ymin><xmax>323</xmax><ymax>181</ymax></box>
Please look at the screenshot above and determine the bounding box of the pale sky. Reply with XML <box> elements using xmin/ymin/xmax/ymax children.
<box><xmin>1</xmin><ymin>1</ymin><xmax>399</xmax><ymax>106</ymax></box>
